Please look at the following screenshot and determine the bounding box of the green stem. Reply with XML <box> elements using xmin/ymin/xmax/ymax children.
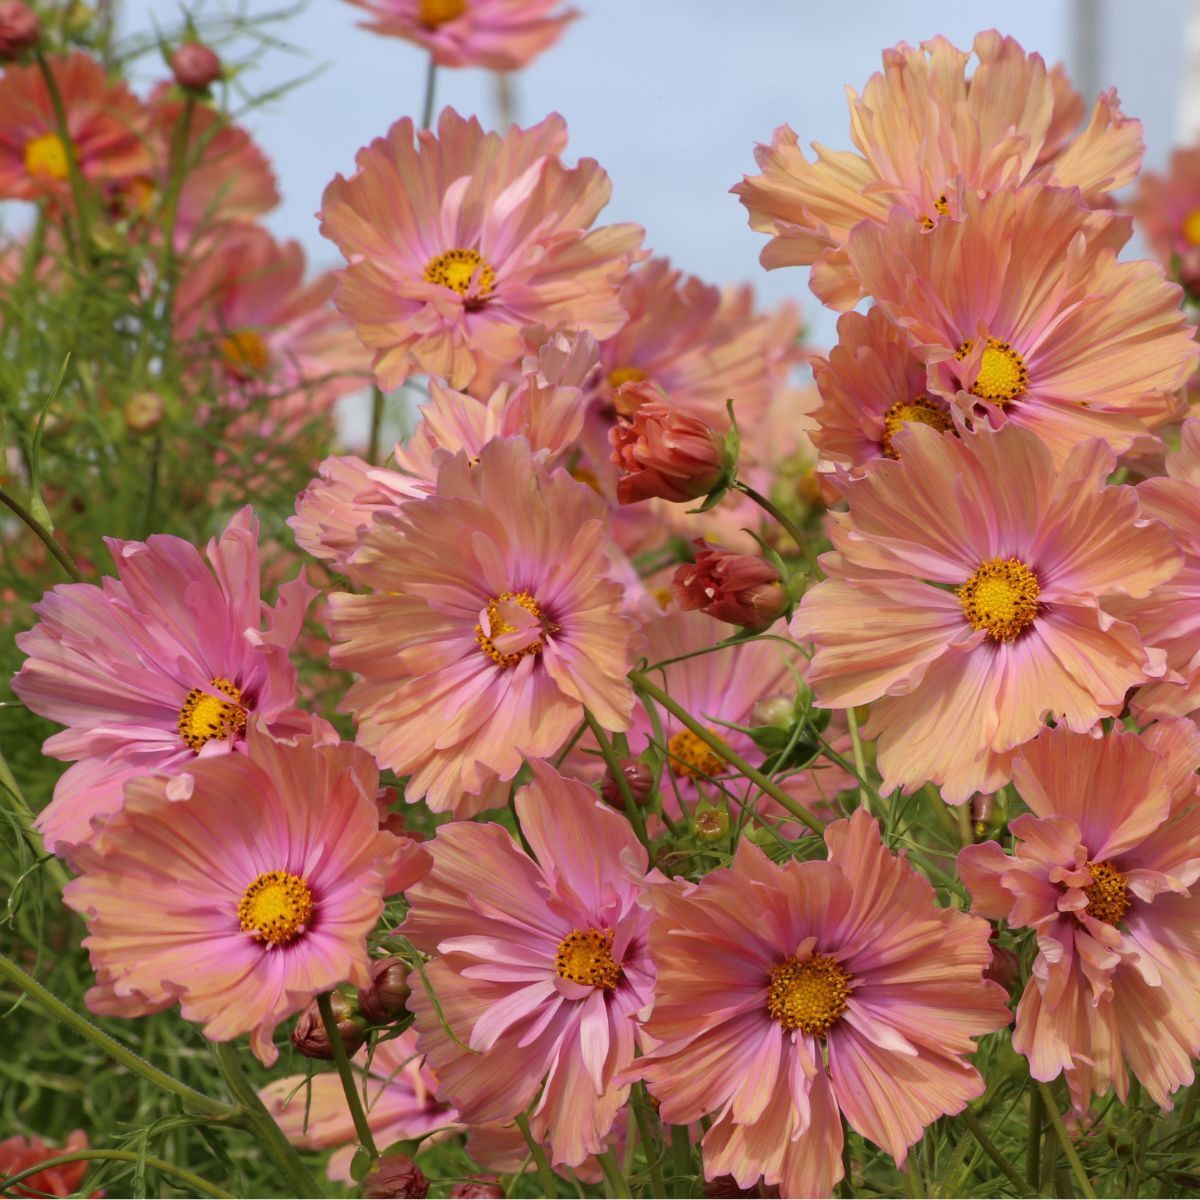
<box><xmin>514</xmin><ymin>1112</ymin><xmax>556</xmax><ymax>1199</ymax></box>
<box><xmin>631</xmin><ymin>1084</ymin><xmax>666</xmax><ymax>1198</ymax></box>
<box><xmin>630</xmin><ymin>669</ymin><xmax>824</xmax><ymax>834</ymax></box>
<box><xmin>844</xmin><ymin>705</ymin><xmax>871</xmax><ymax>816</ymax></box>
<box><xmin>213</xmin><ymin>1042</ymin><xmax>326</xmax><ymax>1198</ymax></box>
<box><xmin>35</xmin><ymin>50</ymin><xmax>95</xmax><ymax>264</ymax></box>
<box><xmin>0</xmin><ymin>1149</ymin><xmax>235</xmax><ymax>1199</ymax></box>
<box><xmin>0</xmin><ymin>748</ymin><xmax>71</xmax><ymax>893</ymax></box>
<box><xmin>960</xmin><ymin>1108</ymin><xmax>1028</xmax><ymax>1196</ymax></box>
<box><xmin>670</xmin><ymin>1124</ymin><xmax>693</xmax><ymax>1198</ymax></box>
<box><xmin>733</xmin><ymin>479</ymin><xmax>823</xmax><ymax>578</ymax></box>
<box><xmin>318</xmin><ymin>991</ymin><xmax>378</xmax><ymax>1160</ymax></box>
<box><xmin>597</xmin><ymin>1148</ymin><xmax>632</xmax><ymax>1199</ymax></box>
<box><xmin>368</xmin><ymin>385</ymin><xmax>386</xmax><ymax>464</ymax></box>
<box><xmin>420</xmin><ymin>57</ymin><xmax>439</xmax><ymax>130</ymax></box>
<box><xmin>0</xmin><ymin>951</ymin><xmax>232</xmax><ymax>1119</ymax></box>
<box><xmin>1026</xmin><ymin>1067</ymin><xmax>1043</xmax><ymax>1190</ymax></box>
<box><xmin>0</xmin><ymin>487</ymin><xmax>84</xmax><ymax>582</ymax></box>
<box><xmin>1037</xmin><ymin>1081</ymin><xmax>1096</xmax><ymax>1200</ymax></box>
<box><xmin>583</xmin><ymin>709</ymin><xmax>649</xmax><ymax>848</ymax></box>
<box><xmin>156</xmin><ymin>95</ymin><xmax>195</xmax><ymax>308</ymax></box>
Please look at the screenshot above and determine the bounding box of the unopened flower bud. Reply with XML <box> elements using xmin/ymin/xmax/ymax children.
<box><xmin>291</xmin><ymin>990</ymin><xmax>367</xmax><ymax>1060</ymax></box>
<box><xmin>357</xmin><ymin>957</ymin><xmax>411</xmax><ymax>1025</ymax></box>
<box><xmin>364</xmin><ymin>1154</ymin><xmax>429</xmax><ymax>1199</ymax></box>
<box><xmin>673</xmin><ymin>540</ymin><xmax>788</xmax><ymax>629</ymax></box>
<box><xmin>0</xmin><ymin>1</ymin><xmax>39</xmax><ymax>60</ymax></box>
<box><xmin>610</xmin><ymin>396</ymin><xmax>731</xmax><ymax>505</ymax></box>
<box><xmin>169</xmin><ymin>41</ymin><xmax>222</xmax><ymax>90</ymax></box>
<box><xmin>693</xmin><ymin>800</ymin><xmax>729</xmax><ymax>843</ymax></box>
<box><xmin>123</xmin><ymin>391</ymin><xmax>164</xmax><ymax>434</ymax></box>
<box><xmin>750</xmin><ymin>695</ymin><xmax>795</xmax><ymax>730</ymax></box>
<box><xmin>450</xmin><ymin>1177</ymin><xmax>505</xmax><ymax>1199</ymax></box>
<box><xmin>983</xmin><ymin>935</ymin><xmax>1020</xmax><ymax>992</ymax></box>
<box><xmin>600</xmin><ymin>758</ymin><xmax>653</xmax><ymax>810</ymax></box>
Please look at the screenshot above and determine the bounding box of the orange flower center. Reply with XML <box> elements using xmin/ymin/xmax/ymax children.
<box><xmin>220</xmin><ymin>330</ymin><xmax>270</xmax><ymax>379</ymax></box>
<box><xmin>475</xmin><ymin>591</ymin><xmax>554</xmax><ymax>668</ymax></box>
<box><xmin>1183</xmin><ymin>208</ymin><xmax>1200</xmax><ymax>248</ymax></box>
<box><xmin>667</xmin><ymin>727</ymin><xmax>729</xmax><ymax>780</ymax></box>
<box><xmin>418</xmin><ymin>0</ymin><xmax>467</xmax><ymax>27</ymax></box>
<box><xmin>1083</xmin><ymin>860</ymin><xmax>1130</xmax><ymax>926</ymax></box>
<box><xmin>178</xmin><ymin>677</ymin><xmax>248</xmax><ymax>751</ymax></box>
<box><xmin>957</xmin><ymin>337</ymin><xmax>1028</xmax><ymax>405</ymax></box>
<box><xmin>24</xmin><ymin>133</ymin><xmax>69</xmax><ymax>180</ymax></box>
<box><xmin>237</xmin><ymin>870</ymin><xmax>314</xmax><ymax>945</ymax></box>
<box><xmin>957</xmin><ymin>558</ymin><xmax>1040</xmax><ymax>642</ymax></box>
<box><xmin>880</xmin><ymin>398</ymin><xmax>953</xmax><ymax>459</ymax></box>
<box><xmin>424</xmin><ymin>248</ymin><xmax>495</xmax><ymax>298</ymax></box>
<box><xmin>608</xmin><ymin>365</ymin><xmax>649</xmax><ymax>391</ymax></box>
<box><xmin>767</xmin><ymin>953</ymin><xmax>851</xmax><ymax>1035</ymax></box>
<box><xmin>555</xmin><ymin>928</ymin><xmax>621</xmax><ymax>989</ymax></box>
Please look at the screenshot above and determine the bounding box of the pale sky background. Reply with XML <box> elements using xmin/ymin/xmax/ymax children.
<box><xmin>118</xmin><ymin>0</ymin><xmax>1196</xmax><ymax>350</ymax></box>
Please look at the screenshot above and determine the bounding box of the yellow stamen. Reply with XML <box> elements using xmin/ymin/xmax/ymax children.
<box><xmin>880</xmin><ymin>398</ymin><xmax>953</xmax><ymax>459</ymax></box>
<box><xmin>475</xmin><ymin>591</ymin><xmax>554</xmax><ymax>668</ymax></box>
<box><xmin>919</xmin><ymin>194</ymin><xmax>951</xmax><ymax>230</ymax></box>
<box><xmin>418</xmin><ymin>0</ymin><xmax>467</xmax><ymax>28</ymax></box>
<box><xmin>237</xmin><ymin>870</ymin><xmax>314</xmax><ymax>946</ymax></box>
<box><xmin>957</xmin><ymin>337</ymin><xmax>1028</xmax><ymax>405</ymax></box>
<box><xmin>1083</xmin><ymin>860</ymin><xmax>1130</xmax><ymax>926</ymax></box>
<box><xmin>424</xmin><ymin>248</ymin><xmax>494</xmax><ymax>299</ymax></box>
<box><xmin>555</xmin><ymin>928</ymin><xmax>621</xmax><ymax>989</ymax></box>
<box><xmin>767</xmin><ymin>953</ymin><xmax>851</xmax><ymax>1036</ymax></box>
<box><xmin>24</xmin><ymin>133</ymin><xmax>69</xmax><ymax>181</ymax></box>
<box><xmin>177</xmin><ymin>677</ymin><xmax>247</xmax><ymax>751</ymax></box>
<box><xmin>1183</xmin><ymin>208</ymin><xmax>1200</xmax><ymax>248</ymax></box>
<box><xmin>667</xmin><ymin>727</ymin><xmax>729</xmax><ymax>780</ymax></box>
<box><xmin>608</xmin><ymin>365</ymin><xmax>649</xmax><ymax>391</ymax></box>
<box><xmin>220</xmin><ymin>330</ymin><xmax>270</xmax><ymax>379</ymax></box>
<box><xmin>957</xmin><ymin>558</ymin><xmax>1041</xmax><ymax>642</ymax></box>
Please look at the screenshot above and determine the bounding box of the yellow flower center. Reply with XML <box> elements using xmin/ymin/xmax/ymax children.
<box><xmin>220</xmin><ymin>330</ymin><xmax>270</xmax><ymax>379</ymax></box>
<box><xmin>126</xmin><ymin>175</ymin><xmax>158</xmax><ymax>216</ymax></box>
<box><xmin>177</xmin><ymin>677</ymin><xmax>248</xmax><ymax>751</ymax></box>
<box><xmin>24</xmin><ymin>133</ymin><xmax>69</xmax><ymax>181</ymax></box>
<box><xmin>1183</xmin><ymin>207</ymin><xmax>1200</xmax><ymax>247</ymax></box>
<box><xmin>1083</xmin><ymin>860</ymin><xmax>1130</xmax><ymax>926</ymax></box>
<box><xmin>237</xmin><ymin>870</ymin><xmax>314</xmax><ymax>946</ymax></box>
<box><xmin>880</xmin><ymin>398</ymin><xmax>953</xmax><ymax>459</ymax></box>
<box><xmin>957</xmin><ymin>337</ymin><xmax>1028</xmax><ymax>405</ymax></box>
<box><xmin>919</xmin><ymin>193</ymin><xmax>951</xmax><ymax>230</ymax></box>
<box><xmin>957</xmin><ymin>558</ymin><xmax>1041</xmax><ymax>642</ymax></box>
<box><xmin>608</xmin><ymin>365</ymin><xmax>649</xmax><ymax>391</ymax></box>
<box><xmin>475</xmin><ymin>591</ymin><xmax>554</xmax><ymax>668</ymax></box>
<box><xmin>766</xmin><ymin>953</ymin><xmax>851</xmax><ymax>1036</ymax></box>
<box><xmin>424</xmin><ymin>248</ymin><xmax>495</xmax><ymax>299</ymax></box>
<box><xmin>666</xmin><ymin>727</ymin><xmax>729</xmax><ymax>780</ymax></box>
<box><xmin>418</xmin><ymin>0</ymin><xmax>467</xmax><ymax>27</ymax></box>
<box><xmin>555</xmin><ymin>928</ymin><xmax>621</xmax><ymax>989</ymax></box>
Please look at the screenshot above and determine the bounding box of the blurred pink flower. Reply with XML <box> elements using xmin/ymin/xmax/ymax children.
<box><xmin>792</xmin><ymin>424</ymin><xmax>1180</xmax><ymax>802</ymax></box>
<box><xmin>1133</xmin><ymin>146</ymin><xmax>1200</xmax><ymax>296</ymax></box>
<box><xmin>64</xmin><ymin>717</ymin><xmax>429</xmax><ymax>1066</ymax></box>
<box><xmin>635</xmin><ymin>809</ymin><xmax>1010</xmax><ymax>1197</ymax></box>
<box><xmin>0</xmin><ymin>1131</ymin><xmax>98</xmax><ymax>1198</ymax></box>
<box><xmin>959</xmin><ymin>721</ymin><xmax>1200</xmax><ymax>1111</ymax></box>
<box><xmin>403</xmin><ymin>759</ymin><xmax>653</xmax><ymax>1166</ymax></box>
<box><xmin>319</xmin><ymin>108</ymin><xmax>643</xmax><ymax>389</ymax></box>
<box><xmin>13</xmin><ymin>507</ymin><xmax>315</xmax><ymax>859</ymax></box>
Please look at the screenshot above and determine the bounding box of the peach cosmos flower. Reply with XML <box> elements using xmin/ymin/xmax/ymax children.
<box><xmin>1132</xmin><ymin>146</ymin><xmax>1200</xmax><ymax>297</ymax></box>
<box><xmin>0</xmin><ymin>51</ymin><xmax>149</xmax><ymax>203</ymax></box>
<box><xmin>403</xmin><ymin>759</ymin><xmax>653</xmax><ymax>1167</ymax></box>
<box><xmin>734</xmin><ymin>31</ymin><xmax>1142</xmax><ymax>310</ymax></box>
<box><xmin>958</xmin><ymin>722</ymin><xmax>1200</xmax><ymax>1112</ymax></box>
<box><xmin>319</xmin><ymin>108</ymin><xmax>644</xmax><ymax>390</ymax></box>
<box><xmin>329</xmin><ymin>436</ymin><xmax>638</xmax><ymax>816</ymax></box>
<box><xmin>342</xmin><ymin>0</ymin><xmax>577</xmax><ymax>70</ymax></box>
<box><xmin>64</xmin><ymin>716</ymin><xmax>429</xmax><ymax>1066</ymax></box>
<box><xmin>844</xmin><ymin>185</ymin><xmax>1199</xmax><ymax>467</ymax></box>
<box><xmin>12</xmin><ymin>507</ymin><xmax>315</xmax><ymax>860</ymax></box>
<box><xmin>791</xmin><ymin>423</ymin><xmax>1181</xmax><ymax>803</ymax></box>
<box><xmin>633</xmin><ymin>809</ymin><xmax>1011</xmax><ymax>1199</ymax></box>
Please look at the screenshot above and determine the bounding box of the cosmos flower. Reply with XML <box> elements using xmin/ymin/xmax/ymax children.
<box><xmin>1132</xmin><ymin>146</ymin><xmax>1200</xmax><ymax>297</ymax></box>
<box><xmin>0</xmin><ymin>1131</ymin><xmax>97</xmax><ymax>1198</ymax></box>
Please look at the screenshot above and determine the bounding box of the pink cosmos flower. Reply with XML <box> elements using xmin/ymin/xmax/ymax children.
<box><xmin>791</xmin><ymin>423</ymin><xmax>1181</xmax><ymax>803</ymax></box>
<box><xmin>319</xmin><ymin>108</ymin><xmax>644</xmax><ymax>390</ymax></box>
<box><xmin>0</xmin><ymin>1131</ymin><xmax>96</xmax><ymax>1198</ymax></box>
<box><xmin>958</xmin><ymin>722</ymin><xmax>1200</xmax><ymax>1111</ymax></box>
<box><xmin>0</xmin><ymin>52</ymin><xmax>149</xmax><ymax>203</ymax></box>
<box><xmin>260</xmin><ymin>1029</ymin><xmax>455</xmax><ymax>1182</ymax></box>
<box><xmin>329</xmin><ymin>436</ymin><xmax>638</xmax><ymax>816</ymax></box>
<box><xmin>843</xmin><ymin>185</ymin><xmax>1198</xmax><ymax>467</ymax></box>
<box><xmin>63</xmin><ymin>717</ymin><xmax>429</xmax><ymax>1066</ymax></box>
<box><xmin>343</xmin><ymin>0</ymin><xmax>577</xmax><ymax>70</ymax></box>
<box><xmin>1132</xmin><ymin>146</ymin><xmax>1200</xmax><ymax>297</ymax></box>
<box><xmin>402</xmin><ymin>759</ymin><xmax>653</xmax><ymax>1167</ymax></box>
<box><xmin>12</xmin><ymin>508</ymin><xmax>315</xmax><ymax>859</ymax></box>
<box><xmin>634</xmin><ymin>809</ymin><xmax>1011</xmax><ymax>1198</ymax></box>
<box><xmin>734</xmin><ymin>31</ymin><xmax>1142</xmax><ymax>310</ymax></box>
<box><xmin>809</xmin><ymin>306</ymin><xmax>952</xmax><ymax>473</ymax></box>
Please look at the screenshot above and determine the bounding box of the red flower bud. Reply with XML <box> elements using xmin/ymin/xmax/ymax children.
<box><xmin>600</xmin><ymin>757</ymin><xmax>653</xmax><ymax>810</ymax></box>
<box><xmin>364</xmin><ymin>1155</ymin><xmax>429</xmax><ymax>1199</ymax></box>
<box><xmin>672</xmin><ymin>540</ymin><xmax>788</xmax><ymax>629</ymax></box>
<box><xmin>169</xmin><ymin>42</ymin><xmax>222</xmax><ymax>90</ymax></box>
<box><xmin>290</xmin><ymin>991</ymin><xmax>367</xmax><ymax>1060</ymax></box>
<box><xmin>357</xmin><ymin>957</ymin><xmax>411</xmax><ymax>1025</ymax></box>
<box><xmin>450</xmin><ymin>1177</ymin><xmax>505</xmax><ymax>1199</ymax></box>
<box><xmin>983</xmin><ymin>935</ymin><xmax>1020</xmax><ymax>992</ymax></box>
<box><xmin>609</xmin><ymin>398</ymin><xmax>728</xmax><ymax>505</ymax></box>
<box><xmin>0</xmin><ymin>2</ymin><xmax>39</xmax><ymax>61</ymax></box>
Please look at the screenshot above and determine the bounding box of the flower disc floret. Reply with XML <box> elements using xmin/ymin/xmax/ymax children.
<box><xmin>419</xmin><ymin>0</ymin><xmax>466</xmax><ymax>27</ymax></box>
<box><xmin>881</xmin><ymin>398</ymin><xmax>953</xmax><ymax>459</ymax></box>
<box><xmin>555</xmin><ymin>928</ymin><xmax>621</xmax><ymax>989</ymax></box>
<box><xmin>177</xmin><ymin>677</ymin><xmax>248</xmax><ymax>750</ymax></box>
<box><xmin>423</xmin><ymin>248</ymin><xmax>495</xmax><ymax>299</ymax></box>
<box><xmin>766</xmin><ymin>953</ymin><xmax>851</xmax><ymax>1035</ymax></box>
<box><xmin>24</xmin><ymin>132</ymin><xmax>67</xmax><ymax>179</ymax></box>
<box><xmin>1083</xmin><ymin>860</ymin><xmax>1130</xmax><ymax>927</ymax></box>
<box><xmin>238</xmin><ymin>869</ymin><xmax>314</xmax><ymax>946</ymax></box>
<box><xmin>666</xmin><ymin>727</ymin><xmax>727</xmax><ymax>780</ymax></box>
<box><xmin>958</xmin><ymin>337</ymin><xmax>1029</xmax><ymax>404</ymax></box>
<box><xmin>957</xmin><ymin>558</ymin><xmax>1041</xmax><ymax>642</ymax></box>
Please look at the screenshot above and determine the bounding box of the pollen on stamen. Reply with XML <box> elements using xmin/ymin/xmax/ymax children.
<box><xmin>555</xmin><ymin>928</ymin><xmax>621</xmax><ymax>989</ymax></box>
<box><xmin>956</xmin><ymin>336</ymin><xmax>1029</xmax><ymax>405</ymax></box>
<box><xmin>880</xmin><ymin>397</ymin><xmax>953</xmax><ymax>458</ymax></box>
<box><xmin>1083</xmin><ymin>860</ymin><xmax>1131</xmax><ymax>927</ymax></box>
<box><xmin>766</xmin><ymin>953</ymin><xmax>851</xmax><ymax>1036</ymax></box>
<box><xmin>666</xmin><ymin>727</ymin><xmax>729</xmax><ymax>780</ymax></box>
<box><xmin>177</xmin><ymin>677</ymin><xmax>248</xmax><ymax>751</ymax></box>
<box><xmin>957</xmin><ymin>558</ymin><xmax>1041</xmax><ymax>642</ymax></box>
<box><xmin>237</xmin><ymin>870</ymin><xmax>314</xmax><ymax>946</ymax></box>
<box><xmin>424</xmin><ymin>248</ymin><xmax>495</xmax><ymax>300</ymax></box>
<box><xmin>475</xmin><ymin>591</ymin><xmax>555</xmax><ymax>668</ymax></box>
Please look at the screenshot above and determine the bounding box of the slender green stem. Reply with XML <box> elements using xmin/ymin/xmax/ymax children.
<box><xmin>1037</xmin><ymin>1081</ymin><xmax>1096</xmax><ymax>1200</ymax></box>
<box><xmin>420</xmin><ymin>57</ymin><xmax>439</xmax><ymax>130</ymax></box>
<box><xmin>368</xmin><ymin>385</ymin><xmax>386</xmax><ymax>464</ymax></box>
<box><xmin>213</xmin><ymin>1042</ymin><xmax>326</xmax><ymax>1198</ymax></box>
<box><xmin>670</xmin><ymin>1124</ymin><xmax>693</xmax><ymax>1198</ymax></box>
<box><xmin>34</xmin><ymin>50</ymin><xmax>95</xmax><ymax>263</ymax></box>
<box><xmin>0</xmin><ymin>1149</ymin><xmax>236</xmax><ymax>1199</ymax></box>
<box><xmin>631</xmin><ymin>1084</ymin><xmax>666</xmax><ymax>1198</ymax></box>
<box><xmin>733</xmin><ymin>479</ymin><xmax>823</xmax><ymax>578</ymax></box>
<box><xmin>0</xmin><ymin>951</ymin><xmax>232</xmax><ymax>1119</ymax></box>
<box><xmin>960</xmin><ymin>1108</ymin><xmax>1028</xmax><ymax>1196</ymax></box>
<box><xmin>844</xmin><ymin>705</ymin><xmax>871</xmax><ymax>816</ymax></box>
<box><xmin>0</xmin><ymin>487</ymin><xmax>84</xmax><ymax>582</ymax></box>
<box><xmin>0</xmin><ymin>748</ymin><xmax>71</xmax><ymax>893</ymax></box>
<box><xmin>156</xmin><ymin>96</ymin><xmax>195</xmax><ymax>307</ymax></box>
<box><xmin>630</xmin><ymin>669</ymin><xmax>824</xmax><ymax>834</ymax></box>
<box><xmin>318</xmin><ymin>991</ymin><xmax>378</xmax><ymax>1160</ymax></box>
<box><xmin>1026</xmin><ymin>1069</ymin><xmax>1043</xmax><ymax>1190</ymax></box>
<box><xmin>597</xmin><ymin>1148</ymin><xmax>632</xmax><ymax>1199</ymax></box>
<box><xmin>515</xmin><ymin>1112</ymin><xmax>556</xmax><ymax>1199</ymax></box>
<box><xmin>583</xmin><ymin>709</ymin><xmax>649</xmax><ymax>848</ymax></box>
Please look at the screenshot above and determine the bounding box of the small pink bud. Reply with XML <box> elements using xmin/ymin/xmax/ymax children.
<box><xmin>0</xmin><ymin>2</ymin><xmax>39</xmax><ymax>60</ymax></box>
<box><xmin>356</xmin><ymin>957</ymin><xmax>411</xmax><ymax>1025</ymax></box>
<box><xmin>609</xmin><ymin>397</ymin><xmax>728</xmax><ymax>505</ymax></box>
<box><xmin>450</xmin><ymin>1178</ymin><xmax>505</xmax><ymax>1199</ymax></box>
<box><xmin>169</xmin><ymin>41</ymin><xmax>222</xmax><ymax>90</ymax></box>
<box><xmin>600</xmin><ymin>757</ymin><xmax>653</xmax><ymax>810</ymax></box>
<box><xmin>672</xmin><ymin>540</ymin><xmax>788</xmax><ymax>629</ymax></box>
<box><xmin>290</xmin><ymin>991</ymin><xmax>367</xmax><ymax>1060</ymax></box>
<box><xmin>364</xmin><ymin>1155</ymin><xmax>429</xmax><ymax>1199</ymax></box>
